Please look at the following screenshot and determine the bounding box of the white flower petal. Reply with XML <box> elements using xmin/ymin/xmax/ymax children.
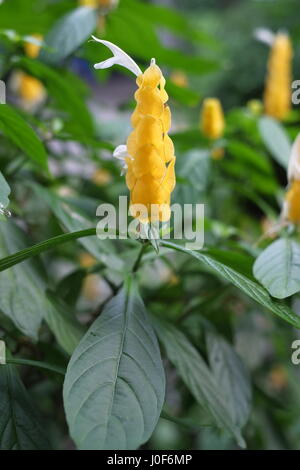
<box><xmin>92</xmin><ymin>36</ymin><xmax>142</xmax><ymax>77</ymax></box>
<box><xmin>288</xmin><ymin>133</ymin><xmax>300</xmax><ymax>181</ymax></box>
<box><xmin>254</xmin><ymin>28</ymin><xmax>275</xmax><ymax>46</ymax></box>
<box><xmin>113</xmin><ymin>144</ymin><xmax>128</xmax><ymax>160</ymax></box>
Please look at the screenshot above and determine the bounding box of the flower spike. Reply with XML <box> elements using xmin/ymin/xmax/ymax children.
<box><xmin>92</xmin><ymin>36</ymin><xmax>142</xmax><ymax>76</ymax></box>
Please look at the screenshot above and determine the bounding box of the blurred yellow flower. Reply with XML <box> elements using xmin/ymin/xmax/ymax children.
<box><xmin>285</xmin><ymin>180</ymin><xmax>300</xmax><ymax>223</ymax></box>
<box><xmin>24</xmin><ymin>34</ymin><xmax>43</xmax><ymax>59</ymax></box>
<box><xmin>19</xmin><ymin>73</ymin><xmax>45</xmax><ymax>102</ymax></box>
<box><xmin>170</xmin><ymin>70</ymin><xmax>188</xmax><ymax>88</ymax></box>
<box><xmin>284</xmin><ymin>134</ymin><xmax>300</xmax><ymax>224</ymax></box>
<box><xmin>79</xmin><ymin>0</ymin><xmax>118</xmax><ymax>7</ymax></box>
<box><xmin>201</xmin><ymin>98</ymin><xmax>225</xmax><ymax>140</ymax></box>
<box><xmin>79</xmin><ymin>252</ymin><xmax>97</xmax><ymax>268</ymax></box>
<box><xmin>211</xmin><ymin>147</ymin><xmax>225</xmax><ymax>160</ymax></box>
<box><xmin>10</xmin><ymin>33</ymin><xmax>45</xmax><ymax>109</ymax></box>
<box><xmin>264</xmin><ymin>32</ymin><xmax>293</xmax><ymax>120</ymax></box>
<box><xmin>92</xmin><ymin>168</ymin><xmax>112</xmax><ymax>186</ymax></box>
<box><xmin>247</xmin><ymin>99</ymin><xmax>263</xmax><ymax>116</ymax></box>
<box><xmin>126</xmin><ymin>61</ymin><xmax>176</xmax><ymax>222</ymax></box>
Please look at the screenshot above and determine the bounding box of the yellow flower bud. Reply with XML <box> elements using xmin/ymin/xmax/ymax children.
<box><xmin>126</xmin><ymin>61</ymin><xmax>176</xmax><ymax>222</ymax></box>
<box><xmin>285</xmin><ymin>180</ymin><xmax>300</xmax><ymax>224</ymax></box>
<box><xmin>263</xmin><ymin>33</ymin><xmax>293</xmax><ymax>120</ymax></box>
<box><xmin>24</xmin><ymin>34</ymin><xmax>43</xmax><ymax>59</ymax></box>
<box><xmin>201</xmin><ymin>98</ymin><xmax>225</xmax><ymax>140</ymax></box>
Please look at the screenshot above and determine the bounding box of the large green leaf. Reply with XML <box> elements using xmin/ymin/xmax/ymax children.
<box><xmin>123</xmin><ymin>0</ymin><xmax>218</xmax><ymax>48</ymax></box>
<box><xmin>258</xmin><ymin>116</ymin><xmax>291</xmax><ymax>169</ymax></box>
<box><xmin>45</xmin><ymin>291</ymin><xmax>85</xmax><ymax>356</ymax></box>
<box><xmin>0</xmin><ymin>359</ymin><xmax>50</xmax><ymax>449</ymax></box>
<box><xmin>0</xmin><ymin>220</ymin><xmax>47</xmax><ymax>339</ymax></box>
<box><xmin>63</xmin><ymin>278</ymin><xmax>165</xmax><ymax>450</ymax></box>
<box><xmin>32</xmin><ymin>184</ymin><xmax>122</xmax><ymax>271</ymax></box>
<box><xmin>206</xmin><ymin>331</ymin><xmax>252</xmax><ymax>429</ymax></box>
<box><xmin>253</xmin><ymin>238</ymin><xmax>300</xmax><ymax>299</ymax></box>
<box><xmin>154</xmin><ymin>319</ymin><xmax>245</xmax><ymax>447</ymax></box>
<box><xmin>0</xmin><ymin>171</ymin><xmax>10</xmax><ymax>209</ymax></box>
<box><xmin>174</xmin><ymin>150</ymin><xmax>210</xmax><ymax>204</ymax></box>
<box><xmin>40</xmin><ymin>7</ymin><xmax>97</xmax><ymax>64</ymax></box>
<box><xmin>0</xmin><ymin>104</ymin><xmax>48</xmax><ymax>172</ymax></box>
<box><xmin>160</xmin><ymin>241</ymin><xmax>300</xmax><ymax>329</ymax></box>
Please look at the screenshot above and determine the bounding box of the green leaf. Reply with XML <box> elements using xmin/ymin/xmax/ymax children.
<box><xmin>258</xmin><ymin>116</ymin><xmax>292</xmax><ymax>169</ymax></box>
<box><xmin>160</xmin><ymin>241</ymin><xmax>300</xmax><ymax>329</ymax></box>
<box><xmin>33</xmin><ymin>184</ymin><xmax>122</xmax><ymax>270</ymax></box>
<box><xmin>18</xmin><ymin>58</ymin><xmax>94</xmax><ymax>137</ymax></box>
<box><xmin>0</xmin><ymin>220</ymin><xmax>47</xmax><ymax>339</ymax></box>
<box><xmin>40</xmin><ymin>7</ymin><xmax>98</xmax><ymax>64</ymax></box>
<box><xmin>0</xmin><ymin>359</ymin><xmax>50</xmax><ymax>449</ymax></box>
<box><xmin>0</xmin><ymin>104</ymin><xmax>48</xmax><ymax>172</ymax></box>
<box><xmin>123</xmin><ymin>0</ymin><xmax>218</xmax><ymax>48</ymax></box>
<box><xmin>166</xmin><ymin>80</ymin><xmax>201</xmax><ymax>107</ymax></box>
<box><xmin>45</xmin><ymin>291</ymin><xmax>85</xmax><ymax>356</ymax></box>
<box><xmin>56</xmin><ymin>269</ymin><xmax>86</xmax><ymax>307</ymax></box>
<box><xmin>63</xmin><ymin>278</ymin><xmax>165</xmax><ymax>450</ymax></box>
<box><xmin>206</xmin><ymin>331</ymin><xmax>252</xmax><ymax>429</ymax></box>
<box><xmin>154</xmin><ymin>319</ymin><xmax>245</xmax><ymax>447</ymax></box>
<box><xmin>0</xmin><ymin>171</ymin><xmax>10</xmax><ymax>209</ymax></box>
<box><xmin>253</xmin><ymin>238</ymin><xmax>300</xmax><ymax>299</ymax></box>
<box><xmin>0</xmin><ymin>228</ymin><xmax>96</xmax><ymax>273</ymax></box>
<box><xmin>175</xmin><ymin>150</ymin><xmax>210</xmax><ymax>204</ymax></box>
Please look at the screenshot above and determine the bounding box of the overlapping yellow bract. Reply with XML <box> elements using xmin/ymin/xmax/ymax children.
<box><xmin>264</xmin><ymin>33</ymin><xmax>293</xmax><ymax>120</ymax></box>
<box><xmin>285</xmin><ymin>180</ymin><xmax>300</xmax><ymax>223</ymax></box>
<box><xmin>201</xmin><ymin>98</ymin><xmax>225</xmax><ymax>140</ymax></box>
<box><xmin>125</xmin><ymin>62</ymin><xmax>176</xmax><ymax>222</ymax></box>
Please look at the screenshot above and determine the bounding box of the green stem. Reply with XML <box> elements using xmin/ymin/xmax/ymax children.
<box><xmin>132</xmin><ymin>242</ymin><xmax>149</xmax><ymax>273</ymax></box>
<box><xmin>6</xmin><ymin>358</ymin><xmax>65</xmax><ymax>375</ymax></box>
<box><xmin>0</xmin><ymin>228</ymin><xmax>97</xmax><ymax>272</ymax></box>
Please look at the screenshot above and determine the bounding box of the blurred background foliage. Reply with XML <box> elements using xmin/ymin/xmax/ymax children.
<box><xmin>1</xmin><ymin>0</ymin><xmax>300</xmax><ymax>451</ymax></box>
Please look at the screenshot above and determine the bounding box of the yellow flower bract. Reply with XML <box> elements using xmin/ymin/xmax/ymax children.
<box><xmin>126</xmin><ymin>62</ymin><xmax>176</xmax><ymax>222</ymax></box>
<box><xmin>264</xmin><ymin>33</ymin><xmax>293</xmax><ymax>120</ymax></box>
<box><xmin>285</xmin><ymin>180</ymin><xmax>300</xmax><ymax>223</ymax></box>
<box><xmin>201</xmin><ymin>98</ymin><xmax>225</xmax><ymax>140</ymax></box>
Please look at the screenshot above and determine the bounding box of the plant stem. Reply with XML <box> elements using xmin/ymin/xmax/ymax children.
<box><xmin>132</xmin><ymin>242</ymin><xmax>149</xmax><ymax>273</ymax></box>
<box><xmin>6</xmin><ymin>358</ymin><xmax>65</xmax><ymax>375</ymax></box>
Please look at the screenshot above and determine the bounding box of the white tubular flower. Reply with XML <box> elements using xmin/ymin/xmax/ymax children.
<box><xmin>254</xmin><ymin>28</ymin><xmax>275</xmax><ymax>46</ymax></box>
<box><xmin>288</xmin><ymin>133</ymin><xmax>300</xmax><ymax>181</ymax></box>
<box><xmin>92</xmin><ymin>36</ymin><xmax>142</xmax><ymax>76</ymax></box>
<box><xmin>113</xmin><ymin>144</ymin><xmax>132</xmax><ymax>175</ymax></box>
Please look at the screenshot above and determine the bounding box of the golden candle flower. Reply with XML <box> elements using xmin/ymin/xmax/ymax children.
<box><xmin>284</xmin><ymin>134</ymin><xmax>300</xmax><ymax>223</ymax></box>
<box><xmin>10</xmin><ymin>34</ymin><xmax>46</xmax><ymax>108</ymax></box>
<box><xmin>93</xmin><ymin>38</ymin><xmax>176</xmax><ymax>223</ymax></box>
<box><xmin>201</xmin><ymin>98</ymin><xmax>225</xmax><ymax>140</ymax></box>
<box><xmin>264</xmin><ymin>32</ymin><xmax>293</xmax><ymax>120</ymax></box>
